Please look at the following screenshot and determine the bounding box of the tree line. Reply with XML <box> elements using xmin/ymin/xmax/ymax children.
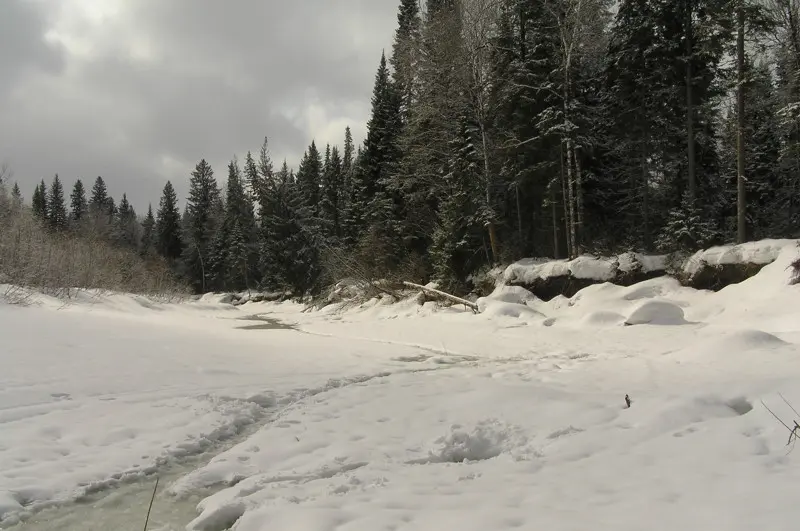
<box><xmin>5</xmin><ymin>0</ymin><xmax>800</xmax><ymax>296</ymax></box>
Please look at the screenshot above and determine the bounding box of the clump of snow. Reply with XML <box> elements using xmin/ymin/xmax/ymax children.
<box><xmin>504</xmin><ymin>252</ymin><xmax>668</xmax><ymax>286</ymax></box>
<box><xmin>580</xmin><ymin>310</ymin><xmax>626</xmax><ymax>327</ymax></box>
<box><xmin>484</xmin><ymin>285</ymin><xmax>538</xmax><ymax>306</ymax></box>
<box><xmin>422</xmin><ymin>420</ymin><xmax>531</xmax><ymax>464</ymax></box>
<box><xmin>624</xmin><ymin>300</ymin><xmax>688</xmax><ymax>326</ymax></box>
<box><xmin>568</xmin><ymin>255</ymin><xmax>618</xmax><ymax>280</ymax></box>
<box><xmin>477</xmin><ymin>300</ymin><xmax>544</xmax><ymax>321</ymax></box>
<box><xmin>618</xmin><ymin>252</ymin><xmax>669</xmax><ymax>274</ymax></box>
<box><xmin>683</xmin><ymin>239</ymin><xmax>799</xmax><ymax>277</ymax></box>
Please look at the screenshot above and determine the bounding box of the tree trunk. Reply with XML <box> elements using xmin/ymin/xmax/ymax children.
<box><xmin>641</xmin><ymin>115</ymin><xmax>651</xmax><ymax>250</ymax></box>
<box><xmin>685</xmin><ymin>3</ymin><xmax>697</xmax><ymax>202</ymax></box>
<box><xmin>516</xmin><ymin>182</ymin><xmax>523</xmax><ymax>248</ymax></box>
<box><xmin>481</xmin><ymin>128</ymin><xmax>500</xmax><ymax>263</ymax></box>
<box><xmin>560</xmin><ymin>141</ymin><xmax>574</xmax><ymax>258</ymax></box>
<box><xmin>573</xmin><ymin>145</ymin><xmax>584</xmax><ymax>256</ymax></box>
<box><xmin>550</xmin><ymin>180</ymin><xmax>560</xmax><ymax>259</ymax></box>
<box><xmin>736</xmin><ymin>0</ymin><xmax>747</xmax><ymax>244</ymax></box>
<box><xmin>565</xmin><ymin>137</ymin><xmax>578</xmax><ymax>258</ymax></box>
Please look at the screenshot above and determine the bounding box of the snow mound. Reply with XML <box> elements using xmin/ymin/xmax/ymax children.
<box><xmin>622</xmin><ymin>277</ymin><xmax>684</xmax><ymax>301</ymax></box>
<box><xmin>624</xmin><ymin>300</ymin><xmax>687</xmax><ymax>326</ymax></box>
<box><xmin>683</xmin><ymin>239</ymin><xmax>798</xmax><ymax>276</ymax></box>
<box><xmin>580</xmin><ymin>310</ymin><xmax>626</xmax><ymax>327</ymax></box>
<box><xmin>422</xmin><ymin>420</ymin><xmax>530</xmax><ymax>464</ymax></box>
<box><xmin>504</xmin><ymin>256</ymin><xmax>616</xmax><ymax>284</ymax></box>
<box><xmin>504</xmin><ymin>252</ymin><xmax>668</xmax><ymax>285</ymax></box>
<box><xmin>189</xmin><ymin>499</ymin><xmax>246</xmax><ymax>531</ymax></box>
<box><xmin>697</xmin><ymin>329</ymin><xmax>788</xmax><ymax>353</ymax></box>
<box><xmin>485</xmin><ymin>285</ymin><xmax>538</xmax><ymax>305</ymax></box>
<box><xmin>478</xmin><ymin>300</ymin><xmax>544</xmax><ymax>321</ymax></box>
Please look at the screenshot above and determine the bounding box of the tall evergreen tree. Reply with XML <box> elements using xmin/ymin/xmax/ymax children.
<box><xmin>209</xmin><ymin>159</ymin><xmax>257</xmax><ymax>291</ymax></box>
<box><xmin>141</xmin><ymin>204</ymin><xmax>156</xmax><ymax>256</ymax></box>
<box><xmin>89</xmin><ymin>176</ymin><xmax>109</xmax><ymax>214</ymax></box>
<box><xmin>32</xmin><ymin>181</ymin><xmax>48</xmax><ymax>221</ymax></box>
<box><xmin>390</xmin><ymin>0</ymin><xmax>422</xmax><ymax>121</ymax></box>
<box><xmin>155</xmin><ymin>181</ymin><xmax>182</xmax><ymax>261</ymax></box>
<box><xmin>48</xmin><ymin>174</ymin><xmax>68</xmax><ymax>231</ymax></box>
<box><xmin>11</xmin><ymin>182</ymin><xmax>22</xmax><ymax>210</ymax></box>
<box><xmin>182</xmin><ymin>159</ymin><xmax>220</xmax><ymax>292</ymax></box>
<box><xmin>70</xmin><ymin>179</ymin><xmax>88</xmax><ymax>223</ymax></box>
<box><xmin>113</xmin><ymin>193</ymin><xmax>138</xmax><ymax>248</ymax></box>
<box><xmin>295</xmin><ymin>141</ymin><xmax>323</xmax><ymax>217</ymax></box>
<box><xmin>320</xmin><ymin>144</ymin><xmax>343</xmax><ymax>239</ymax></box>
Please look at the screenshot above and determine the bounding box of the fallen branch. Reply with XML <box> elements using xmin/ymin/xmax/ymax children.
<box><xmin>143</xmin><ymin>475</ymin><xmax>159</xmax><ymax>531</ymax></box>
<box><xmin>762</xmin><ymin>398</ymin><xmax>800</xmax><ymax>450</ymax></box>
<box><xmin>402</xmin><ymin>281</ymin><xmax>479</xmax><ymax>313</ymax></box>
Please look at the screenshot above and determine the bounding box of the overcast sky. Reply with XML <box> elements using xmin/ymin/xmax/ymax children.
<box><xmin>0</xmin><ymin>0</ymin><xmax>397</xmax><ymax>210</ymax></box>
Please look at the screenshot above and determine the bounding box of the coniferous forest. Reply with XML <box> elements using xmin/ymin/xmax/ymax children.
<box><xmin>3</xmin><ymin>0</ymin><xmax>800</xmax><ymax>296</ymax></box>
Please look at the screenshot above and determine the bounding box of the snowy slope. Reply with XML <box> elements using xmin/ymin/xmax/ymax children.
<box><xmin>0</xmin><ymin>293</ymin><xmax>442</xmax><ymax>526</ymax></box>
<box><xmin>2</xmin><ymin>242</ymin><xmax>800</xmax><ymax>531</ymax></box>
<box><xmin>174</xmin><ymin>243</ymin><xmax>800</xmax><ymax>531</ymax></box>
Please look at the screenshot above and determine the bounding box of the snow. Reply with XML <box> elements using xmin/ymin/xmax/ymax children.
<box><xmin>623</xmin><ymin>300</ymin><xmax>688</xmax><ymax>326</ymax></box>
<box><xmin>2</xmin><ymin>241</ymin><xmax>800</xmax><ymax>531</ymax></box>
<box><xmin>683</xmin><ymin>238</ymin><xmax>799</xmax><ymax>276</ymax></box>
<box><xmin>504</xmin><ymin>252</ymin><xmax>667</xmax><ymax>285</ymax></box>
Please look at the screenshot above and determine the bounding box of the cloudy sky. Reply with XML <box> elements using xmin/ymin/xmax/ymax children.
<box><xmin>0</xmin><ymin>0</ymin><xmax>397</xmax><ymax>210</ymax></box>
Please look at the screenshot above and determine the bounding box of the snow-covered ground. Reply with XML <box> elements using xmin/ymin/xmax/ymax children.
<box><xmin>2</xmin><ymin>242</ymin><xmax>800</xmax><ymax>531</ymax></box>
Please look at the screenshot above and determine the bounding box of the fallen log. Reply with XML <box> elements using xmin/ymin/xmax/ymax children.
<box><xmin>402</xmin><ymin>281</ymin><xmax>479</xmax><ymax>313</ymax></box>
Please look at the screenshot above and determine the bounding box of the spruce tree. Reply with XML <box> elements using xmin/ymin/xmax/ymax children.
<box><xmin>11</xmin><ymin>182</ymin><xmax>22</xmax><ymax>210</ymax></box>
<box><xmin>48</xmin><ymin>174</ymin><xmax>68</xmax><ymax>231</ymax></box>
<box><xmin>259</xmin><ymin>161</ymin><xmax>319</xmax><ymax>293</ymax></box>
<box><xmin>295</xmin><ymin>141</ymin><xmax>323</xmax><ymax>217</ymax></box>
<box><xmin>182</xmin><ymin>159</ymin><xmax>220</xmax><ymax>292</ymax></box>
<box><xmin>155</xmin><ymin>181</ymin><xmax>182</xmax><ymax>261</ymax></box>
<box><xmin>390</xmin><ymin>0</ymin><xmax>422</xmax><ymax>121</ymax></box>
<box><xmin>89</xmin><ymin>176</ymin><xmax>108</xmax><ymax>215</ymax></box>
<box><xmin>141</xmin><ymin>204</ymin><xmax>156</xmax><ymax>257</ymax></box>
<box><xmin>70</xmin><ymin>179</ymin><xmax>88</xmax><ymax>223</ymax></box>
<box><xmin>114</xmin><ymin>193</ymin><xmax>138</xmax><ymax>248</ymax></box>
<box><xmin>32</xmin><ymin>181</ymin><xmax>48</xmax><ymax>221</ymax></box>
<box><xmin>320</xmin><ymin>145</ymin><xmax>343</xmax><ymax>239</ymax></box>
<box><xmin>209</xmin><ymin>158</ymin><xmax>257</xmax><ymax>291</ymax></box>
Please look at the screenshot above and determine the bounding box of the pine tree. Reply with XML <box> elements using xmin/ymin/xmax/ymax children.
<box><xmin>156</xmin><ymin>181</ymin><xmax>182</xmax><ymax>262</ymax></box>
<box><xmin>259</xmin><ymin>161</ymin><xmax>319</xmax><ymax>293</ymax></box>
<box><xmin>141</xmin><ymin>204</ymin><xmax>156</xmax><ymax>256</ymax></box>
<box><xmin>320</xmin><ymin>145</ymin><xmax>343</xmax><ymax>239</ymax></box>
<box><xmin>70</xmin><ymin>179</ymin><xmax>88</xmax><ymax>223</ymax></box>
<box><xmin>209</xmin><ymin>158</ymin><xmax>257</xmax><ymax>291</ymax></box>
<box><xmin>391</xmin><ymin>0</ymin><xmax>422</xmax><ymax>121</ymax></box>
<box><xmin>656</xmin><ymin>191</ymin><xmax>719</xmax><ymax>252</ymax></box>
<box><xmin>32</xmin><ymin>181</ymin><xmax>48</xmax><ymax>221</ymax></box>
<box><xmin>296</xmin><ymin>141</ymin><xmax>323</xmax><ymax>217</ymax></box>
<box><xmin>354</xmin><ymin>52</ymin><xmax>403</xmax><ymax>260</ymax></box>
<box><xmin>113</xmin><ymin>193</ymin><xmax>139</xmax><ymax>248</ymax></box>
<box><xmin>182</xmin><ymin>159</ymin><xmax>220</xmax><ymax>292</ymax></box>
<box><xmin>243</xmin><ymin>150</ymin><xmax>259</xmax><ymax>205</ymax></box>
<box><xmin>48</xmin><ymin>174</ymin><xmax>68</xmax><ymax>231</ymax></box>
<box><xmin>89</xmin><ymin>176</ymin><xmax>108</xmax><ymax>214</ymax></box>
<box><xmin>11</xmin><ymin>182</ymin><xmax>22</xmax><ymax>210</ymax></box>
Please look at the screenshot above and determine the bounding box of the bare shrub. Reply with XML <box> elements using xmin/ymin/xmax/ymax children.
<box><xmin>318</xmin><ymin>229</ymin><xmax>432</xmax><ymax>308</ymax></box>
<box><xmin>0</xmin><ymin>207</ymin><xmax>187</xmax><ymax>303</ymax></box>
<box><xmin>791</xmin><ymin>256</ymin><xmax>800</xmax><ymax>285</ymax></box>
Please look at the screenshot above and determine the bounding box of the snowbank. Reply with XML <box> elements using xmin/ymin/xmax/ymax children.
<box><xmin>683</xmin><ymin>239</ymin><xmax>798</xmax><ymax>276</ymax></box>
<box><xmin>503</xmin><ymin>252</ymin><xmax>669</xmax><ymax>301</ymax></box>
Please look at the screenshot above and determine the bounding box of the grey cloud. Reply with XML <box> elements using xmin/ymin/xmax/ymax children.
<box><xmin>0</xmin><ymin>0</ymin><xmax>397</xmax><ymax>211</ymax></box>
<box><xmin>0</xmin><ymin>0</ymin><xmax>65</xmax><ymax>96</ymax></box>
